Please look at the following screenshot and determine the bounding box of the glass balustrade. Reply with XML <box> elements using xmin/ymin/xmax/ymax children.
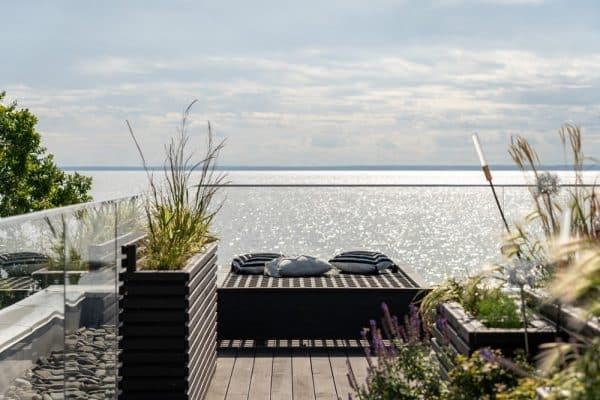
<box><xmin>0</xmin><ymin>184</ymin><xmax>574</xmax><ymax>398</ymax></box>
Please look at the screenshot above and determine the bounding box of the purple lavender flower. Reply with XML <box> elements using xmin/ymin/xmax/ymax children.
<box><xmin>374</xmin><ymin>335</ymin><xmax>385</xmax><ymax>357</ymax></box>
<box><xmin>479</xmin><ymin>347</ymin><xmax>496</xmax><ymax>363</ymax></box>
<box><xmin>369</xmin><ymin>319</ymin><xmax>377</xmax><ymax>333</ymax></box>
<box><xmin>435</xmin><ymin>315</ymin><xmax>449</xmax><ymax>344</ymax></box>
<box><xmin>381</xmin><ymin>302</ymin><xmax>397</xmax><ymax>339</ymax></box>
<box><xmin>409</xmin><ymin>303</ymin><xmax>418</xmax><ymax>315</ymax></box>
<box><xmin>381</xmin><ymin>302</ymin><xmax>390</xmax><ymax>316</ymax></box>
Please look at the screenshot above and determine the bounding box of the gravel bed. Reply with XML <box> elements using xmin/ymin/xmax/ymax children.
<box><xmin>2</xmin><ymin>326</ymin><xmax>117</xmax><ymax>400</ymax></box>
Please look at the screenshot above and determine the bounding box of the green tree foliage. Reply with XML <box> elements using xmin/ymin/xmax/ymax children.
<box><xmin>0</xmin><ymin>92</ymin><xmax>92</xmax><ymax>216</ymax></box>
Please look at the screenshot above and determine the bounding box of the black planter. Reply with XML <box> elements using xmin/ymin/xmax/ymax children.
<box><xmin>431</xmin><ymin>301</ymin><xmax>557</xmax><ymax>371</ymax></box>
<box><xmin>32</xmin><ymin>269</ymin><xmax>85</xmax><ymax>288</ymax></box>
<box><xmin>119</xmin><ymin>244</ymin><xmax>218</xmax><ymax>400</ymax></box>
<box><xmin>525</xmin><ymin>289</ymin><xmax>600</xmax><ymax>340</ymax></box>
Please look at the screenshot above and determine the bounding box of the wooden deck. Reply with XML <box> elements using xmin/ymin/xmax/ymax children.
<box><xmin>206</xmin><ymin>342</ymin><xmax>369</xmax><ymax>400</ymax></box>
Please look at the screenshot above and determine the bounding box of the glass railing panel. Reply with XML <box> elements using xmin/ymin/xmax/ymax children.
<box><xmin>213</xmin><ymin>185</ymin><xmax>514</xmax><ymax>284</ymax></box>
<box><xmin>0</xmin><ymin>213</ymin><xmax>66</xmax><ymax>399</ymax></box>
<box><xmin>63</xmin><ymin>201</ymin><xmax>120</xmax><ymax>399</ymax></box>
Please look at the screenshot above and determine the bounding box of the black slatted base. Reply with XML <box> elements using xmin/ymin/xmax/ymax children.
<box><xmin>218</xmin><ymin>269</ymin><xmax>428</xmax><ymax>340</ymax></box>
<box><xmin>119</xmin><ymin>244</ymin><xmax>217</xmax><ymax>400</ymax></box>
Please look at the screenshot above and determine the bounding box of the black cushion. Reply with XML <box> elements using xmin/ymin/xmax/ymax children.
<box><xmin>231</xmin><ymin>253</ymin><xmax>284</xmax><ymax>275</ymax></box>
<box><xmin>329</xmin><ymin>251</ymin><xmax>398</xmax><ymax>274</ymax></box>
<box><xmin>0</xmin><ymin>252</ymin><xmax>49</xmax><ymax>276</ymax></box>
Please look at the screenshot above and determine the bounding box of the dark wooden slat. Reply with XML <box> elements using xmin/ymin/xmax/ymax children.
<box><xmin>310</xmin><ymin>349</ymin><xmax>337</xmax><ymax>400</ymax></box>
<box><xmin>119</xmin><ymin>244</ymin><xmax>218</xmax><ymax>399</ymax></box>
<box><xmin>292</xmin><ymin>348</ymin><xmax>315</xmax><ymax>400</ymax></box>
<box><xmin>190</xmin><ymin>348</ymin><xmax>217</xmax><ymax>400</ymax></box>
<box><xmin>221</xmin><ymin>270</ymin><xmax>419</xmax><ymax>290</ymax></box>
<box><xmin>328</xmin><ymin>349</ymin><xmax>353</xmax><ymax>400</ymax></box>
<box><xmin>248</xmin><ymin>348</ymin><xmax>273</xmax><ymax>400</ymax></box>
<box><xmin>271</xmin><ymin>348</ymin><xmax>293</xmax><ymax>400</ymax></box>
<box><xmin>218</xmin><ymin>286</ymin><xmax>425</xmax><ymax>340</ymax></box>
<box><xmin>226</xmin><ymin>348</ymin><xmax>256</xmax><ymax>400</ymax></box>
<box><xmin>205</xmin><ymin>349</ymin><xmax>237</xmax><ymax>400</ymax></box>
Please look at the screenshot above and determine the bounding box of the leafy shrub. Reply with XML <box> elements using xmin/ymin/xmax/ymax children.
<box><xmin>541</xmin><ymin>338</ymin><xmax>600</xmax><ymax>400</ymax></box>
<box><xmin>0</xmin><ymin>286</ymin><xmax>14</xmax><ymax>309</ymax></box>
<box><xmin>349</xmin><ymin>304</ymin><xmax>447</xmax><ymax>400</ymax></box>
<box><xmin>419</xmin><ymin>273</ymin><xmax>491</xmax><ymax>325</ymax></box>
<box><xmin>475</xmin><ymin>291</ymin><xmax>521</xmax><ymax>329</ymax></box>
<box><xmin>0</xmin><ymin>92</ymin><xmax>92</xmax><ymax>217</ymax></box>
<box><xmin>447</xmin><ymin>350</ymin><xmax>519</xmax><ymax>400</ymax></box>
<box><xmin>420</xmin><ymin>272</ymin><xmax>524</xmax><ymax>330</ymax></box>
<box><xmin>496</xmin><ymin>377</ymin><xmax>543</xmax><ymax>400</ymax></box>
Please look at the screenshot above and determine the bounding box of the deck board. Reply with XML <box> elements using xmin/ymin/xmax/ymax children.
<box><xmin>328</xmin><ymin>349</ymin><xmax>353</xmax><ymax>400</ymax></box>
<box><xmin>226</xmin><ymin>348</ymin><xmax>255</xmax><ymax>400</ymax></box>
<box><xmin>271</xmin><ymin>348</ymin><xmax>293</xmax><ymax>400</ymax></box>
<box><xmin>248</xmin><ymin>348</ymin><xmax>273</xmax><ymax>400</ymax></box>
<box><xmin>292</xmin><ymin>348</ymin><xmax>315</xmax><ymax>400</ymax></box>
<box><xmin>205</xmin><ymin>349</ymin><xmax>237</xmax><ymax>400</ymax></box>
<box><xmin>347</xmin><ymin>352</ymin><xmax>370</xmax><ymax>392</ymax></box>
<box><xmin>310</xmin><ymin>349</ymin><xmax>337</xmax><ymax>400</ymax></box>
<box><xmin>205</xmin><ymin>346</ymin><xmax>364</xmax><ymax>400</ymax></box>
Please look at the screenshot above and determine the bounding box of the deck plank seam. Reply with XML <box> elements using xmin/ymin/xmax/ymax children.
<box><xmin>290</xmin><ymin>349</ymin><xmax>295</xmax><ymax>400</ymax></box>
<box><xmin>247</xmin><ymin>346</ymin><xmax>273</xmax><ymax>400</ymax></box>
<box><xmin>327</xmin><ymin>351</ymin><xmax>340</xmax><ymax>400</ymax></box>
<box><xmin>310</xmin><ymin>350</ymin><xmax>317</xmax><ymax>400</ymax></box>
<box><xmin>244</xmin><ymin>346</ymin><xmax>258</xmax><ymax>400</ymax></box>
<box><xmin>268</xmin><ymin>348</ymin><xmax>274</xmax><ymax>400</ymax></box>
<box><xmin>223</xmin><ymin>348</ymin><xmax>239</xmax><ymax>400</ymax></box>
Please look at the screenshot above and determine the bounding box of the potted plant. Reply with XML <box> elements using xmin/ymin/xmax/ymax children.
<box><xmin>119</xmin><ymin>101</ymin><xmax>225</xmax><ymax>400</ymax></box>
<box><xmin>503</xmin><ymin>124</ymin><xmax>600</xmax><ymax>341</ymax></box>
<box><xmin>420</xmin><ymin>271</ymin><xmax>556</xmax><ymax>372</ymax></box>
<box><xmin>454</xmin><ymin>228</ymin><xmax>600</xmax><ymax>399</ymax></box>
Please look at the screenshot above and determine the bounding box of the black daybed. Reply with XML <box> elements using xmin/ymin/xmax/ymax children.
<box><xmin>217</xmin><ymin>267</ymin><xmax>429</xmax><ymax>340</ymax></box>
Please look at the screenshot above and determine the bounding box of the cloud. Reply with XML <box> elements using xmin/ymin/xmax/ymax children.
<box><xmin>5</xmin><ymin>45</ymin><xmax>600</xmax><ymax>166</ymax></box>
<box><xmin>0</xmin><ymin>4</ymin><xmax>600</xmax><ymax>165</ymax></box>
<box><xmin>434</xmin><ymin>0</ymin><xmax>544</xmax><ymax>6</ymax></box>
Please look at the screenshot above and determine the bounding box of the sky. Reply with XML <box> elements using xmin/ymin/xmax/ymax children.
<box><xmin>1</xmin><ymin>0</ymin><xmax>600</xmax><ymax>167</ymax></box>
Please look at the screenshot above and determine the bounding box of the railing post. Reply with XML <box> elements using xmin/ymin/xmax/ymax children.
<box><xmin>118</xmin><ymin>244</ymin><xmax>136</xmax><ymax>400</ymax></box>
<box><xmin>121</xmin><ymin>244</ymin><xmax>137</xmax><ymax>273</ymax></box>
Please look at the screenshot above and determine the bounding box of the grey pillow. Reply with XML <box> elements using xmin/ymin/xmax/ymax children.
<box><xmin>265</xmin><ymin>255</ymin><xmax>332</xmax><ymax>277</ymax></box>
<box><xmin>329</xmin><ymin>251</ymin><xmax>397</xmax><ymax>274</ymax></box>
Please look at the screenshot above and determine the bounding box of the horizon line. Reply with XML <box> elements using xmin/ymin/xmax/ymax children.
<box><xmin>60</xmin><ymin>164</ymin><xmax>600</xmax><ymax>171</ymax></box>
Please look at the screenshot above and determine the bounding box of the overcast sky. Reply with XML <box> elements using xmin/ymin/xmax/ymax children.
<box><xmin>2</xmin><ymin>0</ymin><xmax>600</xmax><ymax>166</ymax></box>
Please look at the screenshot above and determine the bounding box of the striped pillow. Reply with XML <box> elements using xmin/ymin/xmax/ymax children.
<box><xmin>231</xmin><ymin>253</ymin><xmax>284</xmax><ymax>275</ymax></box>
<box><xmin>329</xmin><ymin>251</ymin><xmax>398</xmax><ymax>274</ymax></box>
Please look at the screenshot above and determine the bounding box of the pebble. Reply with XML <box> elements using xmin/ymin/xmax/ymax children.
<box><xmin>3</xmin><ymin>326</ymin><xmax>117</xmax><ymax>400</ymax></box>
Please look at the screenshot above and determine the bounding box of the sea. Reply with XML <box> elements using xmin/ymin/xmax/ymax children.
<box><xmin>82</xmin><ymin>169</ymin><xmax>595</xmax><ymax>284</ymax></box>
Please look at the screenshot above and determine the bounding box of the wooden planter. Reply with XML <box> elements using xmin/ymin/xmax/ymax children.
<box><xmin>431</xmin><ymin>302</ymin><xmax>557</xmax><ymax>372</ymax></box>
<box><xmin>32</xmin><ymin>269</ymin><xmax>85</xmax><ymax>288</ymax></box>
<box><xmin>525</xmin><ymin>289</ymin><xmax>600</xmax><ymax>340</ymax></box>
<box><xmin>119</xmin><ymin>244</ymin><xmax>218</xmax><ymax>400</ymax></box>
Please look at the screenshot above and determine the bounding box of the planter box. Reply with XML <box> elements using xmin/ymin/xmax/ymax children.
<box><xmin>431</xmin><ymin>301</ymin><xmax>557</xmax><ymax>367</ymax></box>
<box><xmin>32</xmin><ymin>269</ymin><xmax>85</xmax><ymax>288</ymax></box>
<box><xmin>526</xmin><ymin>289</ymin><xmax>600</xmax><ymax>341</ymax></box>
<box><xmin>118</xmin><ymin>244</ymin><xmax>218</xmax><ymax>400</ymax></box>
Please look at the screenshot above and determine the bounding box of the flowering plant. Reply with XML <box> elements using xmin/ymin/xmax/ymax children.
<box><xmin>348</xmin><ymin>303</ymin><xmax>446</xmax><ymax>400</ymax></box>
